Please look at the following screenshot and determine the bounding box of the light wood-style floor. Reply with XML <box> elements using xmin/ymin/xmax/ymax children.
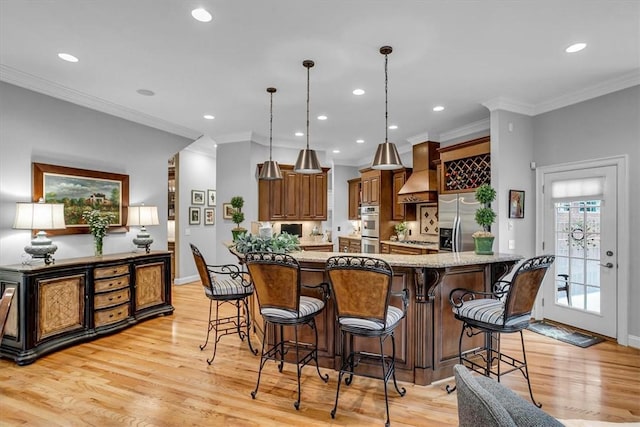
<box><xmin>1</xmin><ymin>282</ymin><xmax>639</xmax><ymax>426</ymax></box>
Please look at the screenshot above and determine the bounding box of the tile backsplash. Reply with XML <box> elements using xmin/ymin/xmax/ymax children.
<box><xmin>419</xmin><ymin>204</ymin><xmax>438</xmax><ymax>236</ymax></box>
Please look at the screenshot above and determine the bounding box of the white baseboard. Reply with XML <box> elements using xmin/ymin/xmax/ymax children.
<box><xmin>174</xmin><ymin>275</ymin><xmax>199</xmax><ymax>285</ymax></box>
<box><xmin>627</xmin><ymin>334</ymin><xmax>640</xmax><ymax>349</ymax></box>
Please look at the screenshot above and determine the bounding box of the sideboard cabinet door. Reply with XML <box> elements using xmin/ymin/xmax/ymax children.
<box><xmin>36</xmin><ymin>274</ymin><xmax>87</xmax><ymax>343</ymax></box>
<box><xmin>135</xmin><ymin>262</ymin><xmax>166</xmax><ymax>312</ymax></box>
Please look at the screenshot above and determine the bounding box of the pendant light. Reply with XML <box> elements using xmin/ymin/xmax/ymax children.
<box><xmin>294</xmin><ymin>59</ymin><xmax>322</xmax><ymax>174</ymax></box>
<box><xmin>371</xmin><ymin>46</ymin><xmax>403</xmax><ymax>170</ymax></box>
<box><xmin>259</xmin><ymin>87</ymin><xmax>283</xmax><ymax>180</ymax></box>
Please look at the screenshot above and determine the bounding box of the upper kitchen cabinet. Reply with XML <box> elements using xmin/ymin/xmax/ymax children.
<box><xmin>347</xmin><ymin>178</ymin><xmax>361</xmax><ymax>220</ymax></box>
<box><xmin>438</xmin><ymin>136</ymin><xmax>490</xmax><ymax>194</ymax></box>
<box><xmin>258</xmin><ymin>164</ymin><xmax>329</xmax><ymax>221</ymax></box>
<box><xmin>397</xmin><ymin>141</ymin><xmax>440</xmax><ymax>204</ymax></box>
<box><xmin>360</xmin><ymin>169</ymin><xmax>392</xmax><ymax>207</ymax></box>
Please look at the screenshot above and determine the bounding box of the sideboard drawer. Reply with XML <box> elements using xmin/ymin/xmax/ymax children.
<box><xmin>95</xmin><ymin>303</ymin><xmax>130</xmax><ymax>327</ymax></box>
<box><xmin>94</xmin><ymin>275</ymin><xmax>130</xmax><ymax>292</ymax></box>
<box><xmin>94</xmin><ymin>288</ymin><xmax>130</xmax><ymax>309</ymax></box>
<box><xmin>94</xmin><ymin>265</ymin><xmax>129</xmax><ymax>279</ymax></box>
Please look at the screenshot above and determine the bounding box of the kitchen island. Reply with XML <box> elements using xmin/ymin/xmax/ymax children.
<box><xmin>233</xmin><ymin>247</ymin><xmax>522</xmax><ymax>386</ymax></box>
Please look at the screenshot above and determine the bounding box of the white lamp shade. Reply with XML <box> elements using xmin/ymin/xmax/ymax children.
<box><xmin>127</xmin><ymin>205</ymin><xmax>159</xmax><ymax>226</ymax></box>
<box><xmin>13</xmin><ymin>202</ymin><xmax>66</xmax><ymax>230</ymax></box>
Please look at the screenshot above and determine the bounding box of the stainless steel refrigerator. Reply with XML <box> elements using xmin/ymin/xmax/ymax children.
<box><xmin>438</xmin><ymin>193</ymin><xmax>480</xmax><ymax>252</ymax></box>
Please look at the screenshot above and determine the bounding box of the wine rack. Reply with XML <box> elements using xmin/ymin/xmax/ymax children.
<box><xmin>444</xmin><ymin>153</ymin><xmax>491</xmax><ymax>191</ymax></box>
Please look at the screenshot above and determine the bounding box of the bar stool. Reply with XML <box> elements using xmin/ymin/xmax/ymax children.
<box><xmin>447</xmin><ymin>255</ymin><xmax>555</xmax><ymax>407</ymax></box>
<box><xmin>325</xmin><ymin>255</ymin><xmax>408</xmax><ymax>427</ymax></box>
<box><xmin>190</xmin><ymin>244</ymin><xmax>257</xmax><ymax>364</ymax></box>
<box><xmin>244</xmin><ymin>251</ymin><xmax>330</xmax><ymax>410</ymax></box>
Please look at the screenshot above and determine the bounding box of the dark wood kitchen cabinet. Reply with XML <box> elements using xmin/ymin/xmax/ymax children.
<box><xmin>360</xmin><ymin>169</ymin><xmax>392</xmax><ymax>207</ymax></box>
<box><xmin>347</xmin><ymin>178</ymin><xmax>361</xmax><ymax>220</ymax></box>
<box><xmin>0</xmin><ymin>251</ymin><xmax>173</xmax><ymax>365</ymax></box>
<box><xmin>258</xmin><ymin>164</ymin><xmax>329</xmax><ymax>221</ymax></box>
<box><xmin>438</xmin><ymin>136</ymin><xmax>491</xmax><ymax>194</ymax></box>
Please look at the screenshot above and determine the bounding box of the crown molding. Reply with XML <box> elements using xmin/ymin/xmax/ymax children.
<box><xmin>406</xmin><ymin>132</ymin><xmax>431</xmax><ymax>145</ymax></box>
<box><xmin>439</xmin><ymin>118</ymin><xmax>490</xmax><ymax>142</ymax></box>
<box><xmin>482</xmin><ymin>97</ymin><xmax>536</xmax><ymax>115</ymax></box>
<box><xmin>0</xmin><ymin>64</ymin><xmax>201</xmax><ymax>139</ymax></box>
<box><xmin>533</xmin><ymin>70</ymin><xmax>640</xmax><ymax>115</ymax></box>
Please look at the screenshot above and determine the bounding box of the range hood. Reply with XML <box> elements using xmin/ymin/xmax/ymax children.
<box><xmin>397</xmin><ymin>141</ymin><xmax>440</xmax><ymax>204</ymax></box>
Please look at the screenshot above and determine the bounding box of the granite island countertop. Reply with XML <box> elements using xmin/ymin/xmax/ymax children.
<box><xmin>380</xmin><ymin>240</ymin><xmax>439</xmax><ymax>251</ymax></box>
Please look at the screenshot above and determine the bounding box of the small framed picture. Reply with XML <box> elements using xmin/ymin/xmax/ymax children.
<box><xmin>191</xmin><ymin>190</ymin><xmax>205</xmax><ymax>205</ymax></box>
<box><xmin>189</xmin><ymin>207</ymin><xmax>201</xmax><ymax>225</ymax></box>
<box><xmin>204</xmin><ymin>208</ymin><xmax>215</xmax><ymax>225</ymax></box>
<box><xmin>207</xmin><ymin>189</ymin><xmax>216</xmax><ymax>206</ymax></box>
<box><xmin>222</xmin><ymin>203</ymin><xmax>234</xmax><ymax>219</ymax></box>
<box><xmin>509</xmin><ymin>190</ymin><xmax>525</xmax><ymax>219</ymax></box>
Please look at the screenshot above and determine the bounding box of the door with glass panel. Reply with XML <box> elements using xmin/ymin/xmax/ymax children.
<box><xmin>542</xmin><ymin>165</ymin><xmax>617</xmax><ymax>338</ymax></box>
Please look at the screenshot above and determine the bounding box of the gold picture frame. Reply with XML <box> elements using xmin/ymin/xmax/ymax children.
<box><xmin>33</xmin><ymin>162</ymin><xmax>129</xmax><ymax>236</ymax></box>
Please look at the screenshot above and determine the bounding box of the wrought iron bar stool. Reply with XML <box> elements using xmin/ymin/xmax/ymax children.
<box><xmin>325</xmin><ymin>255</ymin><xmax>408</xmax><ymax>427</ymax></box>
<box><xmin>446</xmin><ymin>255</ymin><xmax>555</xmax><ymax>407</ymax></box>
<box><xmin>190</xmin><ymin>244</ymin><xmax>257</xmax><ymax>365</ymax></box>
<box><xmin>244</xmin><ymin>251</ymin><xmax>330</xmax><ymax>410</ymax></box>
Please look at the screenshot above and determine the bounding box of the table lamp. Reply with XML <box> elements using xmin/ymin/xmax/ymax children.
<box><xmin>127</xmin><ymin>205</ymin><xmax>159</xmax><ymax>253</ymax></box>
<box><xmin>13</xmin><ymin>199</ymin><xmax>66</xmax><ymax>265</ymax></box>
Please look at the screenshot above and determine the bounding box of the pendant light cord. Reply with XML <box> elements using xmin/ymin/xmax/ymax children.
<box><xmin>306</xmin><ymin>64</ymin><xmax>310</xmax><ymax>150</ymax></box>
<box><xmin>269</xmin><ymin>90</ymin><xmax>274</xmax><ymax>161</ymax></box>
<box><xmin>384</xmin><ymin>51</ymin><xmax>389</xmax><ymax>144</ymax></box>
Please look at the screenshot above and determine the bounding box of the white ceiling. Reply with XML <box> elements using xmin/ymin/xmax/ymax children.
<box><xmin>1</xmin><ymin>1</ymin><xmax>639</xmax><ymax>165</ymax></box>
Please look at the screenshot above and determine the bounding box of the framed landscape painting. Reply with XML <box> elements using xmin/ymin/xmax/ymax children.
<box><xmin>32</xmin><ymin>162</ymin><xmax>129</xmax><ymax>235</ymax></box>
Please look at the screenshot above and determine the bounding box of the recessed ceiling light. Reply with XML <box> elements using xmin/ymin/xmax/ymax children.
<box><xmin>565</xmin><ymin>42</ymin><xmax>587</xmax><ymax>53</ymax></box>
<box><xmin>317</xmin><ymin>115</ymin><xmax>327</xmax><ymax>120</ymax></box>
<box><xmin>191</xmin><ymin>8</ymin><xmax>212</xmax><ymax>22</ymax></box>
<box><xmin>136</xmin><ymin>89</ymin><xmax>155</xmax><ymax>96</ymax></box>
<box><xmin>333</xmin><ymin>149</ymin><xmax>340</xmax><ymax>154</ymax></box>
<box><xmin>433</xmin><ymin>105</ymin><xmax>445</xmax><ymax>112</ymax></box>
<box><xmin>356</xmin><ymin>139</ymin><xmax>365</xmax><ymax>144</ymax></box>
<box><xmin>388</xmin><ymin>125</ymin><xmax>398</xmax><ymax>130</ymax></box>
<box><xmin>295</xmin><ymin>132</ymin><xmax>304</xmax><ymax>137</ymax></box>
<box><xmin>203</xmin><ymin>114</ymin><xmax>215</xmax><ymax>120</ymax></box>
<box><xmin>58</xmin><ymin>53</ymin><xmax>78</xmax><ymax>63</ymax></box>
<box><xmin>352</xmin><ymin>89</ymin><xmax>365</xmax><ymax>96</ymax></box>
<box><xmin>214</xmin><ymin>144</ymin><xmax>218</xmax><ymax>148</ymax></box>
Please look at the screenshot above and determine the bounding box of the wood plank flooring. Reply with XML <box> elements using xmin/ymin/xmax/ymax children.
<box><xmin>1</xmin><ymin>282</ymin><xmax>639</xmax><ymax>426</ymax></box>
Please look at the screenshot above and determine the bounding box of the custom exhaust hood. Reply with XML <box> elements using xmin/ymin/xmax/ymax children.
<box><xmin>397</xmin><ymin>141</ymin><xmax>440</xmax><ymax>203</ymax></box>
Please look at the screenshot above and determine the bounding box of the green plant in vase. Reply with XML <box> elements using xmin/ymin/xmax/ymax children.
<box><xmin>472</xmin><ymin>183</ymin><xmax>497</xmax><ymax>255</ymax></box>
<box><xmin>394</xmin><ymin>221</ymin><xmax>408</xmax><ymax>241</ymax></box>
<box><xmin>230</xmin><ymin>196</ymin><xmax>246</xmax><ymax>241</ymax></box>
<box><xmin>82</xmin><ymin>209</ymin><xmax>115</xmax><ymax>256</ymax></box>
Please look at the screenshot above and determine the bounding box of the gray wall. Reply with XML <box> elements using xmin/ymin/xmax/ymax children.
<box><xmin>0</xmin><ymin>82</ymin><xmax>192</xmax><ymax>264</ymax></box>
<box><xmin>532</xmin><ymin>85</ymin><xmax>639</xmax><ymax>337</ymax></box>
<box><xmin>174</xmin><ymin>149</ymin><xmax>217</xmax><ymax>283</ymax></box>
<box><xmin>491</xmin><ymin>110</ymin><xmax>535</xmax><ymax>258</ymax></box>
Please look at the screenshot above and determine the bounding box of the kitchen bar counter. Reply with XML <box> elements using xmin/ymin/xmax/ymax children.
<box><xmin>291</xmin><ymin>249</ymin><xmax>520</xmax><ymax>268</ymax></box>
<box><xmin>230</xmin><ymin>244</ymin><xmax>523</xmax><ymax>386</ymax></box>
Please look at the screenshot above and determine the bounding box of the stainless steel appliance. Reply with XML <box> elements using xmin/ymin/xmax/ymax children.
<box><xmin>361</xmin><ymin>206</ymin><xmax>379</xmax><ymax>253</ymax></box>
<box><xmin>438</xmin><ymin>193</ymin><xmax>480</xmax><ymax>252</ymax></box>
<box><xmin>361</xmin><ymin>237</ymin><xmax>379</xmax><ymax>254</ymax></box>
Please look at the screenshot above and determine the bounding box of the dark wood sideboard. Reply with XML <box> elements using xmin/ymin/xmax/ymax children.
<box><xmin>0</xmin><ymin>251</ymin><xmax>173</xmax><ymax>365</ymax></box>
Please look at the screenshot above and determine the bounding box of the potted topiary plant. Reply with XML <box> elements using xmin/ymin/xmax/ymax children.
<box><xmin>230</xmin><ymin>195</ymin><xmax>246</xmax><ymax>241</ymax></box>
<box><xmin>473</xmin><ymin>183</ymin><xmax>497</xmax><ymax>255</ymax></box>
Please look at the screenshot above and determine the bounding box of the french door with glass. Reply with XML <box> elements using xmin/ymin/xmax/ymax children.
<box><xmin>541</xmin><ymin>165</ymin><xmax>617</xmax><ymax>338</ymax></box>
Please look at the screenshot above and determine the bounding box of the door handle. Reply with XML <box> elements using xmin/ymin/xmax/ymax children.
<box><xmin>600</xmin><ymin>262</ymin><xmax>614</xmax><ymax>268</ymax></box>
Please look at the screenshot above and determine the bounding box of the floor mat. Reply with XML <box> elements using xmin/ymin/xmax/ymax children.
<box><xmin>527</xmin><ymin>321</ymin><xmax>605</xmax><ymax>348</ymax></box>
